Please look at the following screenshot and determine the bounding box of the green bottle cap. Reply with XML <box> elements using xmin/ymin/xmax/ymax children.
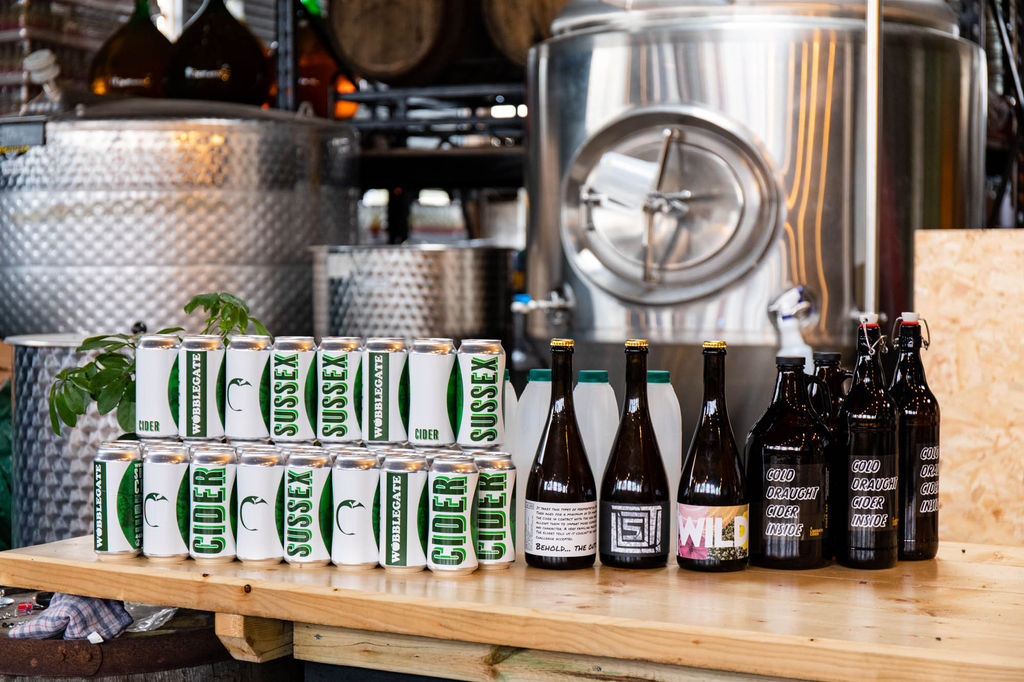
<box><xmin>300</xmin><ymin>0</ymin><xmax>322</xmax><ymax>16</ymax></box>
<box><xmin>647</xmin><ymin>370</ymin><xmax>671</xmax><ymax>384</ymax></box>
<box><xmin>504</xmin><ymin>369</ymin><xmax>510</xmax><ymax>381</ymax></box>
<box><xmin>577</xmin><ymin>370</ymin><xmax>608</xmax><ymax>384</ymax></box>
<box><xmin>527</xmin><ymin>369</ymin><xmax>551</xmax><ymax>382</ymax></box>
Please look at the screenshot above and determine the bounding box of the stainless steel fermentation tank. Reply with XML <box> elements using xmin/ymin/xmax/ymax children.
<box><xmin>0</xmin><ymin>99</ymin><xmax>358</xmax><ymax>337</ymax></box>
<box><xmin>526</xmin><ymin>0</ymin><xmax>985</xmax><ymax>439</ymax></box>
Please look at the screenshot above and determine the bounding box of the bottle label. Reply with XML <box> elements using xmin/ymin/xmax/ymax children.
<box><xmin>847</xmin><ymin>452</ymin><xmax>898</xmax><ymax>532</ymax></box>
<box><xmin>915</xmin><ymin>444</ymin><xmax>940</xmax><ymax>515</ymax></box>
<box><xmin>761</xmin><ymin>457</ymin><xmax>826</xmax><ymax>542</ymax></box>
<box><xmin>600</xmin><ymin>501</ymin><xmax>668</xmax><ymax>556</ymax></box>
<box><xmin>524</xmin><ymin>500</ymin><xmax>596</xmax><ymax>557</ymax></box>
<box><xmin>677</xmin><ymin>503</ymin><xmax>749</xmax><ymax>560</ymax></box>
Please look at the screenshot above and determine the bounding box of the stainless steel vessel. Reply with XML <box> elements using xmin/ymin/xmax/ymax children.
<box><xmin>526</xmin><ymin>0</ymin><xmax>985</xmax><ymax>438</ymax></box>
<box><xmin>0</xmin><ymin>99</ymin><xmax>359</xmax><ymax>337</ymax></box>
<box><xmin>6</xmin><ymin>334</ymin><xmax>122</xmax><ymax>548</ymax></box>
<box><xmin>313</xmin><ymin>244</ymin><xmax>514</xmax><ymax>344</ymax></box>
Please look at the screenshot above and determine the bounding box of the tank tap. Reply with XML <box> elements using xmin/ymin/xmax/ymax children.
<box><xmin>511</xmin><ymin>289</ymin><xmax>575</xmax><ymax>327</ymax></box>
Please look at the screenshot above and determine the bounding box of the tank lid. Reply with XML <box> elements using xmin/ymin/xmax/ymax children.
<box><xmin>552</xmin><ymin>0</ymin><xmax>959</xmax><ymax>35</ymax></box>
<box><xmin>4</xmin><ymin>333</ymin><xmax>94</xmax><ymax>348</ymax></box>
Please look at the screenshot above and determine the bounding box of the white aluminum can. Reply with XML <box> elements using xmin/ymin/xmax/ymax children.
<box><xmin>379</xmin><ymin>455</ymin><xmax>427</xmax><ymax>572</ymax></box>
<box><xmin>284</xmin><ymin>450</ymin><xmax>333</xmax><ymax>566</ymax></box>
<box><xmin>455</xmin><ymin>340</ymin><xmax>506</xmax><ymax>449</ymax></box>
<box><xmin>362</xmin><ymin>338</ymin><xmax>409</xmax><ymax>445</ymax></box>
<box><xmin>236</xmin><ymin>445</ymin><xmax>286</xmax><ymax>565</ymax></box>
<box><xmin>136</xmin><ymin>334</ymin><xmax>180</xmax><ymax>439</ymax></box>
<box><xmin>178</xmin><ymin>335</ymin><xmax>226</xmax><ymax>440</ymax></box>
<box><xmin>317</xmin><ymin>337</ymin><xmax>363</xmax><ymax>444</ymax></box>
<box><xmin>331</xmin><ymin>453</ymin><xmax>381</xmax><ymax>569</ymax></box>
<box><xmin>408</xmin><ymin>338</ymin><xmax>456</xmax><ymax>447</ymax></box>
<box><xmin>271</xmin><ymin>337</ymin><xmax>317</xmax><ymax>443</ymax></box>
<box><xmin>189</xmin><ymin>445</ymin><xmax>237</xmax><ymax>563</ymax></box>
<box><xmin>142</xmin><ymin>444</ymin><xmax>190</xmax><ymax>562</ymax></box>
<box><xmin>225</xmin><ymin>335</ymin><xmax>272</xmax><ymax>442</ymax></box>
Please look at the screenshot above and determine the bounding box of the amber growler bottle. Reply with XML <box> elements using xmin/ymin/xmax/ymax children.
<box><xmin>167</xmin><ymin>0</ymin><xmax>270</xmax><ymax>105</ymax></box>
<box><xmin>599</xmin><ymin>340</ymin><xmax>670</xmax><ymax>569</ymax></box>
<box><xmin>677</xmin><ymin>341</ymin><xmax>748</xmax><ymax>572</ymax></box>
<box><xmin>889</xmin><ymin>312</ymin><xmax>940</xmax><ymax>560</ymax></box>
<box><xmin>810</xmin><ymin>351</ymin><xmax>850</xmax><ymax>430</ymax></box>
<box><xmin>835</xmin><ymin>314</ymin><xmax>899</xmax><ymax>569</ymax></box>
<box><xmin>89</xmin><ymin>0</ymin><xmax>171</xmax><ymax>97</ymax></box>
<box><xmin>747</xmin><ymin>357</ymin><xmax>830</xmax><ymax>569</ymax></box>
<box><xmin>524</xmin><ymin>339</ymin><xmax>597</xmax><ymax>570</ymax></box>
<box><xmin>295</xmin><ymin>0</ymin><xmax>358</xmax><ymax>119</ymax></box>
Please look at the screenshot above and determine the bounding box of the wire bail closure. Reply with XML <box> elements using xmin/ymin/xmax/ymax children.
<box><xmin>890</xmin><ymin>316</ymin><xmax>931</xmax><ymax>351</ymax></box>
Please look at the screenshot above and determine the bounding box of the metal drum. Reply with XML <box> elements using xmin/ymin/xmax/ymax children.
<box><xmin>526</xmin><ymin>0</ymin><xmax>985</xmax><ymax>438</ymax></box>
<box><xmin>6</xmin><ymin>334</ymin><xmax>121</xmax><ymax>548</ymax></box>
<box><xmin>0</xmin><ymin>99</ymin><xmax>358</xmax><ymax>337</ymax></box>
<box><xmin>312</xmin><ymin>244</ymin><xmax>514</xmax><ymax>344</ymax></box>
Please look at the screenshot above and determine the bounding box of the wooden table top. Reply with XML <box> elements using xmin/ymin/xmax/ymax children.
<box><xmin>2</xmin><ymin>537</ymin><xmax>1022</xmax><ymax>681</ymax></box>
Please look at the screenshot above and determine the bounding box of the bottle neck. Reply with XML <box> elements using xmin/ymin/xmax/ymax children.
<box><xmin>895</xmin><ymin>323</ymin><xmax>927</xmax><ymax>382</ymax></box>
<box><xmin>701</xmin><ymin>352</ymin><xmax>728</xmax><ymax>418</ymax></box>
<box><xmin>549</xmin><ymin>349</ymin><xmax>575</xmax><ymax>414</ymax></box>
<box><xmin>133</xmin><ymin>0</ymin><xmax>151</xmax><ymax>19</ymax></box>
<box><xmin>853</xmin><ymin>325</ymin><xmax>884</xmax><ymax>387</ymax></box>
<box><xmin>623</xmin><ymin>349</ymin><xmax>649</xmax><ymax>414</ymax></box>
<box><xmin>299</xmin><ymin>0</ymin><xmax>322</xmax><ymax>16</ymax></box>
<box><xmin>771</xmin><ymin>367</ymin><xmax>808</xmax><ymax>411</ymax></box>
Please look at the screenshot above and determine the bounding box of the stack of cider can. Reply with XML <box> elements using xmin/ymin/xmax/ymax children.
<box><xmin>94</xmin><ymin>334</ymin><xmax>515</xmax><ymax>575</ymax></box>
<box><xmin>93</xmin><ymin>440</ymin><xmax>517</xmax><ymax>575</ymax></box>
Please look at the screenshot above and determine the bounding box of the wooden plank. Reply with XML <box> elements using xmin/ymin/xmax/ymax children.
<box><xmin>2</xmin><ymin>537</ymin><xmax>1023</xmax><ymax>680</ymax></box>
<box><xmin>214</xmin><ymin>613</ymin><xmax>293</xmax><ymax>663</ymax></box>
<box><xmin>0</xmin><ymin>341</ymin><xmax>11</xmax><ymax>386</ymax></box>
<box><xmin>915</xmin><ymin>229</ymin><xmax>1024</xmax><ymax>547</ymax></box>
<box><xmin>293</xmin><ymin>624</ymin><xmax>782</xmax><ymax>681</ymax></box>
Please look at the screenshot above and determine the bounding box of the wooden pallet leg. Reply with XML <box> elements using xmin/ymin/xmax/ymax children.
<box><xmin>215</xmin><ymin>613</ymin><xmax>294</xmax><ymax>663</ymax></box>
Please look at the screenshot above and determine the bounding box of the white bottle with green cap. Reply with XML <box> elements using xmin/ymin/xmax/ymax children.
<box><xmin>514</xmin><ymin>368</ymin><xmax>551</xmax><ymax>550</ymax></box>
<box><xmin>648</xmin><ymin>370</ymin><xmax>682</xmax><ymax>541</ymax></box>
<box><xmin>503</xmin><ymin>369</ymin><xmax>518</xmax><ymax>458</ymax></box>
<box><xmin>573</xmin><ymin>370</ymin><xmax>619</xmax><ymax>484</ymax></box>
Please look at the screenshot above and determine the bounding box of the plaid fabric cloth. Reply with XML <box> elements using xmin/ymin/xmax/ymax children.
<box><xmin>8</xmin><ymin>593</ymin><xmax>133</xmax><ymax>640</ymax></box>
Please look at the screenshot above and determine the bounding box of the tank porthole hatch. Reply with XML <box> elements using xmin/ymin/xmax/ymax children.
<box><xmin>561</xmin><ymin>106</ymin><xmax>784</xmax><ymax>306</ymax></box>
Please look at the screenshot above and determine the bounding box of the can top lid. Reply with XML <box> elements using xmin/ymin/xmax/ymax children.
<box><xmin>647</xmin><ymin>370</ymin><xmax>671</xmax><ymax>383</ymax></box>
<box><xmin>274</xmin><ymin>336</ymin><xmax>316</xmax><ymax>351</ymax></box>
<box><xmin>228</xmin><ymin>334</ymin><xmax>273</xmax><ymax>350</ymax></box>
<box><xmin>137</xmin><ymin>334</ymin><xmax>181</xmax><ymax>348</ymax></box>
<box><xmin>625</xmin><ymin>339</ymin><xmax>648</xmax><ymax>348</ymax></box>
<box><xmin>182</xmin><ymin>334</ymin><xmax>223</xmax><ymax>341</ymax></box>
<box><xmin>100</xmin><ymin>440</ymin><xmax>141</xmax><ymax>450</ymax></box>
<box><xmin>702</xmin><ymin>340</ymin><xmax>727</xmax><ymax>350</ymax></box>
<box><xmin>527</xmin><ymin>369</ymin><xmax>552</xmax><ymax>382</ymax></box>
<box><xmin>577</xmin><ymin>370</ymin><xmax>608</xmax><ymax>383</ymax></box>
<box><xmin>412</xmin><ymin>337</ymin><xmax>455</xmax><ymax>353</ymax></box>
<box><xmin>551</xmin><ymin>338</ymin><xmax>574</xmax><ymax>348</ymax></box>
<box><xmin>813</xmin><ymin>351</ymin><xmax>842</xmax><ymax>363</ymax></box>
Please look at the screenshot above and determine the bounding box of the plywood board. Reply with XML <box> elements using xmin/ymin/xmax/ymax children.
<box><xmin>915</xmin><ymin>229</ymin><xmax>1024</xmax><ymax>546</ymax></box>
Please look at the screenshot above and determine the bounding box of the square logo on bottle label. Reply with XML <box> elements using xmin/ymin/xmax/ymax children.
<box><xmin>608</xmin><ymin>504</ymin><xmax>662</xmax><ymax>554</ymax></box>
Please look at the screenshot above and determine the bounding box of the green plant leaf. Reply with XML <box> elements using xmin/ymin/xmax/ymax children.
<box><xmin>116</xmin><ymin>390</ymin><xmax>135</xmax><ymax>433</ymax></box>
<box><xmin>55</xmin><ymin>396</ymin><xmax>78</xmax><ymax>429</ymax></box>
<box><xmin>77</xmin><ymin>335</ymin><xmax>117</xmax><ymax>351</ymax></box>
<box><xmin>97</xmin><ymin>376</ymin><xmax>127</xmax><ymax>414</ymax></box>
<box><xmin>63</xmin><ymin>384</ymin><xmax>87</xmax><ymax>414</ymax></box>
<box><xmin>251</xmin><ymin>318</ymin><xmax>270</xmax><ymax>337</ymax></box>
<box><xmin>184</xmin><ymin>293</ymin><xmax>220</xmax><ymax>315</ymax></box>
<box><xmin>220</xmin><ymin>292</ymin><xmax>248</xmax><ymax>310</ymax></box>
<box><xmin>97</xmin><ymin>353</ymin><xmax>130</xmax><ymax>369</ymax></box>
<box><xmin>48</xmin><ymin>384</ymin><xmax>62</xmax><ymax>435</ymax></box>
<box><xmin>156</xmin><ymin>327</ymin><xmax>184</xmax><ymax>335</ymax></box>
<box><xmin>90</xmin><ymin>368</ymin><xmax>123</xmax><ymax>393</ymax></box>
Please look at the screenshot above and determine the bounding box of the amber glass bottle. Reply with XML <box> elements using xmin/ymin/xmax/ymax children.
<box><xmin>167</xmin><ymin>0</ymin><xmax>270</xmax><ymax>105</ymax></box>
<box><xmin>747</xmin><ymin>356</ymin><xmax>830</xmax><ymax>569</ymax></box>
<box><xmin>677</xmin><ymin>341</ymin><xmax>748</xmax><ymax>572</ymax></box>
<box><xmin>524</xmin><ymin>339</ymin><xmax>597</xmax><ymax>570</ymax></box>
<box><xmin>89</xmin><ymin>0</ymin><xmax>171</xmax><ymax>97</ymax></box>
<box><xmin>599</xmin><ymin>340</ymin><xmax>670</xmax><ymax>569</ymax></box>
<box><xmin>888</xmin><ymin>313</ymin><xmax>939</xmax><ymax>560</ymax></box>
<box><xmin>835</xmin><ymin>316</ymin><xmax>899</xmax><ymax>569</ymax></box>
<box><xmin>296</xmin><ymin>0</ymin><xmax>358</xmax><ymax>119</ymax></box>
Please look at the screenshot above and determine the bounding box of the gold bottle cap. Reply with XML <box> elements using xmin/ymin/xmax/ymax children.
<box><xmin>702</xmin><ymin>340</ymin><xmax>727</xmax><ymax>350</ymax></box>
<box><xmin>550</xmin><ymin>338</ymin><xmax>575</xmax><ymax>348</ymax></box>
<box><xmin>625</xmin><ymin>339</ymin><xmax>648</xmax><ymax>348</ymax></box>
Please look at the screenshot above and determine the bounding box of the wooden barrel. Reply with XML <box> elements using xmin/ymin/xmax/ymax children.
<box><xmin>329</xmin><ymin>0</ymin><xmax>522</xmax><ymax>86</ymax></box>
<box><xmin>483</xmin><ymin>0</ymin><xmax>541</xmax><ymax>67</ymax></box>
<box><xmin>530</xmin><ymin>0</ymin><xmax>571</xmax><ymax>39</ymax></box>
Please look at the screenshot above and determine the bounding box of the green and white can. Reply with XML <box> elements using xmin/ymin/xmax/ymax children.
<box><xmin>317</xmin><ymin>337</ymin><xmax>363</xmax><ymax>444</ymax></box>
<box><xmin>94</xmin><ymin>441</ymin><xmax>143</xmax><ymax>560</ymax></box>
<box><xmin>189</xmin><ymin>444</ymin><xmax>237</xmax><ymax>563</ymax></box>
<box><xmin>473</xmin><ymin>452</ymin><xmax>516</xmax><ymax>569</ymax></box>
<box><xmin>136</xmin><ymin>334</ymin><xmax>180</xmax><ymax>439</ymax></box>
<box><xmin>284</xmin><ymin>450</ymin><xmax>333</xmax><ymax>567</ymax></box>
<box><xmin>142</xmin><ymin>443</ymin><xmax>190</xmax><ymax>562</ymax></box>
<box><xmin>178</xmin><ymin>335</ymin><xmax>226</xmax><ymax>441</ymax></box>
<box><xmin>408</xmin><ymin>338</ymin><xmax>456</xmax><ymax>448</ymax></box>
<box><xmin>271</xmin><ymin>337</ymin><xmax>317</xmax><ymax>443</ymax></box>
<box><xmin>331</xmin><ymin>452</ymin><xmax>381</xmax><ymax>569</ymax></box>
<box><xmin>379</xmin><ymin>455</ymin><xmax>428</xmax><ymax>572</ymax></box>
<box><xmin>362</xmin><ymin>338</ymin><xmax>409</xmax><ymax>445</ymax></box>
<box><xmin>236</xmin><ymin>445</ymin><xmax>286</xmax><ymax>566</ymax></box>
<box><xmin>455</xmin><ymin>340</ymin><xmax>505</xmax><ymax>449</ymax></box>
<box><xmin>427</xmin><ymin>456</ymin><xmax>479</xmax><ymax>575</ymax></box>
<box><xmin>225</xmin><ymin>335</ymin><xmax>272</xmax><ymax>442</ymax></box>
